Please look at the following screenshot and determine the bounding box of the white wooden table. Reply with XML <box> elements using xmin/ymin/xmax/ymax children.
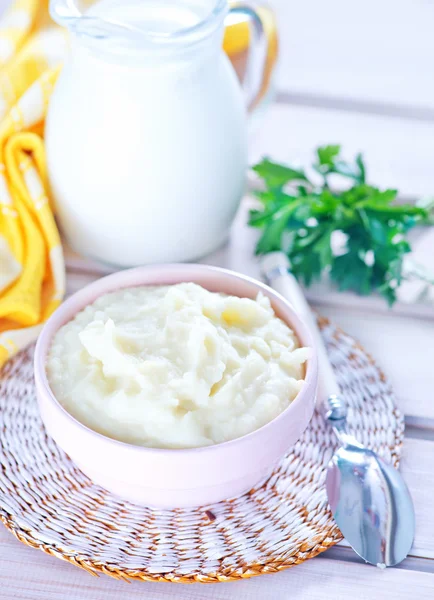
<box><xmin>2</xmin><ymin>1</ymin><xmax>434</xmax><ymax>598</ymax></box>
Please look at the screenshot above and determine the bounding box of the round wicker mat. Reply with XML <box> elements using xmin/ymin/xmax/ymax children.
<box><xmin>0</xmin><ymin>318</ymin><xmax>404</xmax><ymax>583</ymax></box>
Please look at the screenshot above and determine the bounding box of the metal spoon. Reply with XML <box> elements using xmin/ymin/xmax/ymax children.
<box><xmin>261</xmin><ymin>252</ymin><xmax>416</xmax><ymax>567</ymax></box>
<box><xmin>324</xmin><ymin>394</ymin><xmax>415</xmax><ymax>567</ymax></box>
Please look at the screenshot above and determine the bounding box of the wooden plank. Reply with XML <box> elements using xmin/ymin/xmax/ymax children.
<box><xmin>66</xmin><ymin>199</ymin><xmax>434</xmax><ymax>323</ymax></box>
<box><xmin>391</xmin><ymin>439</ymin><xmax>434</xmax><ymax>560</ymax></box>
<box><xmin>0</xmin><ymin>0</ymin><xmax>8</xmax><ymax>16</ymax></box>
<box><xmin>249</xmin><ymin>103</ymin><xmax>434</xmax><ymax>197</ymax></box>
<box><xmin>65</xmin><ymin>197</ymin><xmax>434</xmax><ymax>423</ymax></box>
<box><xmin>316</xmin><ymin>305</ymin><xmax>434</xmax><ymax>423</ymax></box>
<box><xmin>66</xmin><ymin>188</ymin><xmax>434</xmax><ymax>324</ymax></box>
<box><xmin>271</xmin><ymin>0</ymin><xmax>434</xmax><ymax>113</ymax></box>
<box><xmin>0</xmin><ymin>523</ymin><xmax>433</xmax><ymax>600</ymax></box>
<box><xmin>305</xmin><ymin>282</ymin><xmax>434</xmax><ymax>322</ymax></box>
<box><xmin>321</xmin><ymin>546</ymin><xmax>434</xmax><ymax>574</ymax></box>
<box><xmin>336</xmin><ymin>438</ymin><xmax>434</xmax><ymax>560</ymax></box>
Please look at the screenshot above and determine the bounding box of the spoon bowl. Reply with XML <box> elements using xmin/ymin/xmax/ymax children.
<box><xmin>325</xmin><ymin>396</ymin><xmax>415</xmax><ymax>567</ymax></box>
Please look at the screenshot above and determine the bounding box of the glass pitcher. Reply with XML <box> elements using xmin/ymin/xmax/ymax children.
<box><xmin>46</xmin><ymin>0</ymin><xmax>269</xmax><ymax>267</ymax></box>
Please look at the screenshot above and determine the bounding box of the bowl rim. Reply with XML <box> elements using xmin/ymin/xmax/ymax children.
<box><xmin>34</xmin><ymin>263</ymin><xmax>318</xmax><ymax>456</ymax></box>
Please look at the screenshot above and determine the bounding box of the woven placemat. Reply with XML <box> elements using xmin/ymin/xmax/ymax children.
<box><xmin>0</xmin><ymin>318</ymin><xmax>404</xmax><ymax>583</ymax></box>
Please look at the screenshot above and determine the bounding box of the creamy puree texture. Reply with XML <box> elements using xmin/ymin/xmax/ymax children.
<box><xmin>47</xmin><ymin>284</ymin><xmax>309</xmax><ymax>449</ymax></box>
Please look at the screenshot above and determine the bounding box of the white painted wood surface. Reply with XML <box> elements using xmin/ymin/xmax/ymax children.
<box><xmin>2</xmin><ymin>0</ymin><xmax>434</xmax><ymax>598</ymax></box>
<box><xmin>2</xmin><ymin>526</ymin><xmax>434</xmax><ymax>600</ymax></box>
<box><xmin>272</xmin><ymin>0</ymin><xmax>434</xmax><ymax>114</ymax></box>
<box><xmin>251</xmin><ymin>103</ymin><xmax>434</xmax><ymax>197</ymax></box>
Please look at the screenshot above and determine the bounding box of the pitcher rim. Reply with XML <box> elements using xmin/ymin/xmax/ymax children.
<box><xmin>50</xmin><ymin>0</ymin><xmax>229</xmax><ymax>48</ymax></box>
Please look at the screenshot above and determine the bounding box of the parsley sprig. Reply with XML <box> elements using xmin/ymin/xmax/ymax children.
<box><xmin>249</xmin><ymin>145</ymin><xmax>428</xmax><ymax>305</ymax></box>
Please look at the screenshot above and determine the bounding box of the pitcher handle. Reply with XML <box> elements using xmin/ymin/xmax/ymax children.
<box><xmin>228</xmin><ymin>3</ymin><xmax>269</xmax><ymax>110</ymax></box>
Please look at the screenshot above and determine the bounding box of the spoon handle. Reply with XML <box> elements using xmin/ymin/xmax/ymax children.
<box><xmin>261</xmin><ymin>252</ymin><xmax>340</xmax><ymax>407</ymax></box>
<box><xmin>324</xmin><ymin>394</ymin><xmax>363</xmax><ymax>448</ymax></box>
<box><xmin>324</xmin><ymin>394</ymin><xmax>348</xmax><ymax>421</ymax></box>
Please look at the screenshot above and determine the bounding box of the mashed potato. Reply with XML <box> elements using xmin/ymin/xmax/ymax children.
<box><xmin>47</xmin><ymin>283</ymin><xmax>309</xmax><ymax>448</ymax></box>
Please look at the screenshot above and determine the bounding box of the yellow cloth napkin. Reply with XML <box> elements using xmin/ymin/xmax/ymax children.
<box><xmin>0</xmin><ymin>0</ymin><xmax>67</xmax><ymax>368</ymax></box>
<box><xmin>0</xmin><ymin>0</ymin><xmax>278</xmax><ymax>369</ymax></box>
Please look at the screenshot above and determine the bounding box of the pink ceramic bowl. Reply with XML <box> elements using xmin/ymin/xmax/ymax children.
<box><xmin>34</xmin><ymin>264</ymin><xmax>318</xmax><ymax>508</ymax></box>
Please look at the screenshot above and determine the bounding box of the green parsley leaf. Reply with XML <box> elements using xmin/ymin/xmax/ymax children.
<box><xmin>249</xmin><ymin>146</ymin><xmax>429</xmax><ymax>304</ymax></box>
<box><xmin>317</xmin><ymin>144</ymin><xmax>341</xmax><ymax>168</ymax></box>
<box><xmin>355</xmin><ymin>153</ymin><xmax>366</xmax><ymax>184</ymax></box>
<box><xmin>253</xmin><ymin>158</ymin><xmax>308</xmax><ymax>189</ymax></box>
